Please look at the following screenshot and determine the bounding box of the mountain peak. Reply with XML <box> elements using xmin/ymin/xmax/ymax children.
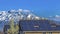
<box><xmin>0</xmin><ymin>9</ymin><xmax>41</xmax><ymax>21</ymax></box>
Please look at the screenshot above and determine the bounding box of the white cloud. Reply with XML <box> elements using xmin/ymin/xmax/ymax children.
<box><xmin>55</xmin><ymin>15</ymin><xmax>60</xmax><ymax>18</ymax></box>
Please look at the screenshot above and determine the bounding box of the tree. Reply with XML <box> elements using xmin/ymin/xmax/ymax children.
<box><xmin>7</xmin><ymin>18</ymin><xmax>19</xmax><ymax>34</ymax></box>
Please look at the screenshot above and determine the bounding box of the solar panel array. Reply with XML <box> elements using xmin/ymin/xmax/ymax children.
<box><xmin>19</xmin><ymin>20</ymin><xmax>60</xmax><ymax>31</ymax></box>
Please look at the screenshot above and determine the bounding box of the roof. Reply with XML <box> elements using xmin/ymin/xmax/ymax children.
<box><xmin>19</xmin><ymin>20</ymin><xmax>60</xmax><ymax>31</ymax></box>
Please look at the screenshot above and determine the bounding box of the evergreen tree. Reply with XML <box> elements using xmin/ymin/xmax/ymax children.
<box><xmin>7</xmin><ymin>18</ymin><xmax>19</xmax><ymax>34</ymax></box>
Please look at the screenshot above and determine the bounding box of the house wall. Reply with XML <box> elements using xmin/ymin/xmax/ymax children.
<box><xmin>25</xmin><ymin>32</ymin><xmax>60</xmax><ymax>34</ymax></box>
<box><xmin>25</xmin><ymin>32</ymin><xmax>43</xmax><ymax>34</ymax></box>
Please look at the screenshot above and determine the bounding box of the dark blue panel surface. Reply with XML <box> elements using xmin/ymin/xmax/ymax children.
<box><xmin>19</xmin><ymin>20</ymin><xmax>60</xmax><ymax>31</ymax></box>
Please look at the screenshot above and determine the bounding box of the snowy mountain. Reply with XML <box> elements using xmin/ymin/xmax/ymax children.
<box><xmin>0</xmin><ymin>9</ymin><xmax>41</xmax><ymax>24</ymax></box>
<box><xmin>1</xmin><ymin>9</ymin><xmax>60</xmax><ymax>22</ymax></box>
<box><xmin>49</xmin><ymin>15</ymin><xmax>60</xmax><ymax>21</ymax></box>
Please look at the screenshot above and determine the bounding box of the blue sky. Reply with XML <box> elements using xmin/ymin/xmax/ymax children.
<box><xmin>0</xmin><ymin>0</ymin><xmax>60</xmax><ymax>31</ymax></box>
<box><xmin>0</xmin><ymin>0</ymin><xmax>60</xmax><ymax>17</ymax></box>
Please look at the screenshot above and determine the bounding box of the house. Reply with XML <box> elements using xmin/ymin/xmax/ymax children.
<box><xmin>19</xmin><ymin>20</ymin><xmax>60</xmax><ymax>34</ymax></box>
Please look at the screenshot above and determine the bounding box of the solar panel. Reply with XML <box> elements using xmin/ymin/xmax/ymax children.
<box><xmin>19</xmin><ymin>20</ymin><xmax>60</xmax><ymax>31</ymax></box>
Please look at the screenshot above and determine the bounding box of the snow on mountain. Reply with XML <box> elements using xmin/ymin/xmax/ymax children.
<box><xmin>0</xmin><ymin>9</ymin><xmax>41</xmax><ymax>23</ymax></box>
<box><xmin>49</xmin><ymin>15</ymin><xmax>60</xmax><ymax>21</ymax></box>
